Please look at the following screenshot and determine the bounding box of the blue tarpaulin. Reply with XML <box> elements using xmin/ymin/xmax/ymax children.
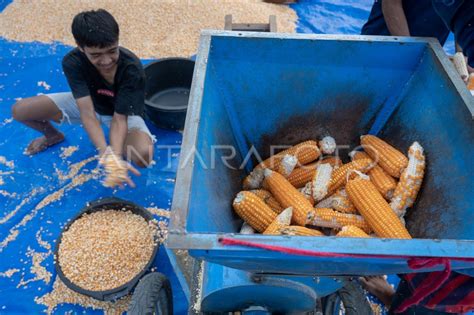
<box><xmin>0</xmin><ymin>1</ymin><xmax>457</xmax><ymax>314</ymax></box>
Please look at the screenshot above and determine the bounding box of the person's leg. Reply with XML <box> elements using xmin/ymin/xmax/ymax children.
<box><xmin>12</xmin><ymin>95</ymin><xmax>65</xmax><ymax>155</ymax></box>
<box><xmin>123</xmin><ymin>116</ymin><xmax>155</xmax><ymax>168</ymax></box>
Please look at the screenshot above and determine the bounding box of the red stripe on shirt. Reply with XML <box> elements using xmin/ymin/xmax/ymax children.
<box><xmin>404</xmin><ymin>273</ymin><xmax>416</xmax><ymax>282</ymax></box>
<box><xmin>445</xmin><ymin>290</ymin><xmax>474</xmax><ymax>313</ymax></box>
<box><xmin>425</xmin><ymin>274</ymin><xmax>471</xmax><ymax>308</ymax></box>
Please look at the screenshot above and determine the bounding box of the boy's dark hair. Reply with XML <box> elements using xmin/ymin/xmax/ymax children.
<box><xmin>71</xmin><ymin>9</ymin><xmax>119</xmax><ymax>48</ymax></box>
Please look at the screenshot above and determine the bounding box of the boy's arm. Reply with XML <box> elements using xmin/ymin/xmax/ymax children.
<box><xmin>381</xmin><ymin>0</ymin><xmax>410</xmax><ymax>36</ymax></box>
<box><xmin>109</xmin><ymin>112</ymin><xmax>128</xmax><ymax>156</ymax></box>
<box><xmin>76</xmin><ymin>96</ymin><xmax>107</xmax><ymax>155</ymax></box>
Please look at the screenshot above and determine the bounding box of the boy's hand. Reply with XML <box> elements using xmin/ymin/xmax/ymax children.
<box><xmin>99</xmin><ymin>147</ymin><xmax>140</xmax><ymax>188</ymax></box>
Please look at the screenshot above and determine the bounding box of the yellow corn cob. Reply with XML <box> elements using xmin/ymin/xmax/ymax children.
<box><xmin>299</xmin><ymin>182</ymin><xmax>315</xmax><ymax>206</ymax></box>
<box><xmin>306</xmin><ymin>208</ymin><xmax>371</xmax><ymax>232</ymax></box>
<box><xmin>250</xmin><ymin>189</ymin><xmax>285</xmax><ymax>214</ymax></box>
<box><xmin>232</xmin><ymin>191</ymin><xmax>277</xmax><ymax>233</ymax></box>
<box><xmin>390</xmin><ymin>142</ymin><xmax>426</xmax><ymax>217</ymax></box>
<box><xmin>275</xmin><ymin>154</ymin><xmax>298</xmax><ymax>177</ymax></box>
<box><xmin>256</xmin><ymin>140</ymin><xmax>321</xmax><ymax>170</ymax></box>
<box><xmin>311</xmin><ymin>163</ymin><xmax>333</xmax><ymax>201</ymax></box>
<box><xmin>361</xmin><ymin>135</ymin><xmax>408</xmax><ymax>178</ymax></box>
<box><xmin>346</xmin><ymin>177</ymin><xmax>411</xmax><ymax>239</ymax></box>
<box><xmin>321</xmin><ymin>156</ymin><xmax>342</xmax><ymax>169</ymax></box>
<box><xmin>350</xmin><ymin>151</ymin><xmax>397</xmax><ymax>199</ymax></box>
<box><xmin>263</xmin><ymin>169</ymin><xmax>313</xmax><ymax>226</ymax></box>
<box><xmin>287</xmin><ymin>163</ymin><xmax>317</xmax><ymax>188</ymax></box>
<box><xmin>263</xmin><ymin>207</ymin><xmax>293</xmax><ymax>235</ymax></box>
<box><xmin>242</xmin><ymin>168</ymin><xmax>264</xmax><ymax>190</ymax></box>
<box><xmin>316</xmin><ymin>189</ymin><xmax>357</xmax><ymax>214</ymax></box>
<box><xmin>336</xmin><ymin>225</ymin><xmax>370</xmax><ymax>238</ymax></box>
<box><xmin>287</xmin><ymin>156</ymin><xmax>342</xmax><ymax>188</ymax></box>
<box><xmin>327</xmin><ymin>158</ymin><xmax>373</xmax><ymax>195</ymax></box>
<box><xmin>281</xmin><ymin>226</ymin><xmax>324</xmax><ymax>236</ymax></box>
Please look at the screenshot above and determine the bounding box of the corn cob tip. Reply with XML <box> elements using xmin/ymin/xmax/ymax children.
<box><xmin>243</xmin><ymin>168</ymin><xmax>265</xmax><ymax>190</ymax></box>
<box><xmin>278</xmin><ymin>207</ymin><xmax>293</xmax><ymax>223</ymax></box>
<box><xmin>234</xmin><ymin>192</ymin><xmax>245</xmax><ymax>204</ymax></box>
<box><xmin>240</xmin><ymin>222</ymin><xmax>256</xmax><ymax>234</ymax></box>
<box><xmin>319</xmin><ymin>136</ymin><xmax>336</xmax><ymax>154</ymax></box>
<box><xmin>279</xmin><ymin>154</ymin><xmax>298</xmax><ymax>176</ymax></box>
<box><xmin>348</xmin><ymin>150</ymin><xmax>359</xmax><ymax>160</ymax></box>
<box><xmin>410</xmin><ymin>141</ymin><xmax>423</xmax><ymax>154</ymax></box>
<box><xmin>263</xmin><ymin>168</ymin><xmax>273</xmax><ymax>178</ymax></box>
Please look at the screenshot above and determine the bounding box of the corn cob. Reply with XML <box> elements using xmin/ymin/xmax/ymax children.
<box><xmin>350</xmin><ymin>150</ymin><xmax>397</xmax><ymax>199</ymax></box>
<box><xmin>242</xmin><ymin>168</ymin><xmax>264</xmax><ymax>190</ymax></box>
<box><xmin>239</xmin><ymin>222</ymin><xmax>256</xmax><ymax>234</ymax></box>
<box><xmin>281</xmin><ymin>226</ymin><xmax>324</xmax><ymax>236</ymax></box>
<box><xmin>316</xmin><ymin>189</ymin><xmax>357</xmax><ymax>214</ymax></box>
<box><xmin>322</xmin><ymin>156</ymin><xmax>342</xmax><ymax>169</ymax></box>
<box><xmin>275</xmin><ymin>154</ymin><xmax>298</xmax><ymax>177</ymax></box>
<box><xmin>299</xmin><ymin>182</ymin><xmax>315</xmax><ymax>206</ymax></box>
<box><xmin>263</xmin><ymin>169</ymin><xmax>313</xmax><ymax>226</ymax></box>
<box><xmin>250</xmin><ymin>189</ymin><xmax>285</xmax><ymax>214</ymax></box>
<box><xmin>327</xmin><ymin>158</ymin><xmax>373</xmax><ymax>195</ymax></box>
<box><xmin>312</xmin><ymin>163</ymin><xmax>333</xmax><ymax>201</ymax></box>
<box><xmin>336</xmin><ymin>225</ymin><xmax>370</xmax><ymax>238</ymax></box>
<box><xmin>346</xmin><ymin>177</ymin><xmax>411</xmax><ymax>239</ymax></box>
<box><xmin>256</xmin><ymin>140</ymin><xmax>321</xmax><ymax>170</ymax></box>
<box><xmin>250</xmin><ymin>189</ymin><xmax>272</xmax><ymax>200</ymax></box>
<box><xmin>287</xmin><ymin>156</ymin><xmax>342</xmax><ymax>188</ymax></box>
<box><xmin>306</xmin><ymin>208</ymin><xmax>371</xmax><ymax>232</ymax></box>
<box><xmin>319</xmin><ymin>136</ymin><xmax>336</xmax><ymax>154</ymax></box>
<box><xmin>263</xmin><ymin>207</ymin><xmax>293</xmax><ymax>235</ymax></box>
<box><xmin>390</xmin><ymin>142</ymin><xmax>426</xmax><ymax>217</ymax></box>
<box><xmin>452</xmin><ymin>52</ymin><xmax>469</xmax><ymax>82</ymax></box>
<box><xmin>361</xmin><ymin>135</ymin><xmax>408</xmax><ymax>178</ymax></box>
<box><xmin>287</xmin><ymin>162</ymin><xmax>318</xmax><ymax>188</ymax></box>
<box><xmin>232</xmin><ymin>191</ymin><xmax>277</xmax><ymax>232</ymax></box>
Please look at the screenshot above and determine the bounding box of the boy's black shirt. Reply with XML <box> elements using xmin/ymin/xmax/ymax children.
<box><xmin>62</xmin><ymin>47</ymin><xmax>145</xmax><ymax>116</ymax></box>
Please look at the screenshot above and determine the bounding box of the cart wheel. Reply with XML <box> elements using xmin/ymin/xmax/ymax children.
<box><xmin>128</xmin><ymin>272</ymin><xmax>173</xmax><ymax>315</ymax></box>
<box><xmin>321</xmin><ymin>280</ymin><xmax>373</xmax><ymax>315</ymax></box>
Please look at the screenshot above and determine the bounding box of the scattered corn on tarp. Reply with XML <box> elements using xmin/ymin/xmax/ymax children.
<box><xmin>0</xmin><ymin>1</ymin><xmax>457</xmax><ymax>314</ymax></box>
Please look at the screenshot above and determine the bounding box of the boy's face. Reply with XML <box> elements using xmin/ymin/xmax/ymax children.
<box><xmin>80</xmin><ymin>43</ymin><xmax>119</xmax><ymax>73</ymax></box>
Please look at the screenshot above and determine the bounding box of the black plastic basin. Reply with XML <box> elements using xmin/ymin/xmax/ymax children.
<box><xmin>54</xmin><ymin>197</ymin><xmax>159</xmax><ymax>301</ymax></box>
<box><xmin>144</xmin><ymin>58</ymin><xmax>195</xmax><ymax>130</ymax></box>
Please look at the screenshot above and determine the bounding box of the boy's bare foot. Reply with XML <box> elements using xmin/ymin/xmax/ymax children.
<box><xmin>359</xmin><ymin>276</ymin><xmax>396</xmax><ymax>308</ymax></box>
<box><xmin>25</xmin><ymin>132</ymin><xmax>65</xmax><ymax>155</ymax></box>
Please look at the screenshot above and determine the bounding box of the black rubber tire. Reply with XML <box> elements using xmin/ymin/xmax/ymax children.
<box><xmin>321</xmin><ymin>280</ymin><xmax>373</xmax><ymax>315</ymax></box>
<box><xmin>128</xmin><ymin>272</ymin><xmax>173</xmax><ymax>315</ymax></box>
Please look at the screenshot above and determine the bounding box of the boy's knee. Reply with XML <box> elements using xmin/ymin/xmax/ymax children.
<box><xmin>12</xmin><ymin>100</ymin><xmax>25</xmax><ymax>121</ymax></box>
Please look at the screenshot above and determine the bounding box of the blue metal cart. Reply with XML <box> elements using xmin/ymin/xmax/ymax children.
<box><xmin>166</xmin><ymin>31</ymin><xmax>474</xmax><ymax>314</ymax></box>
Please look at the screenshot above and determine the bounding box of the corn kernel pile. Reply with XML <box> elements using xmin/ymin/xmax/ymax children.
<box><xmin>232</xmin><ymin>135</ymin><xmax>426</xmax><ymax>239</ymax></box>
<box><xmin>57</xmin><ymin>210</ymin><xmax>157</xmax><ymax>291</ymax></box>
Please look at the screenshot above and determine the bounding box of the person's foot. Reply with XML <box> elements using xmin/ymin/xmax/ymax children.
<box><xmin>359</xmin><ymin>276</ymin><xmax>396</xmax><ymax>308</ymax></box>
<box><xmin>24</xmin><ymin>132</ymin><xmax>65</xmax><ymax>155</ymax></box>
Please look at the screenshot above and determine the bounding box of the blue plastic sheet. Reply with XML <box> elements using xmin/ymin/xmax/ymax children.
<box><xmin>0</xmin><ymin>1</ymin><xmax>458</xmax><ymax>314</ymax></box>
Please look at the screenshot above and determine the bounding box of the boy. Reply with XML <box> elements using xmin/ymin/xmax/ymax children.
<box><xmin>12</xmin><ymin>9</ymin><xmax>153</xmax><ymax>187</ymax></box>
